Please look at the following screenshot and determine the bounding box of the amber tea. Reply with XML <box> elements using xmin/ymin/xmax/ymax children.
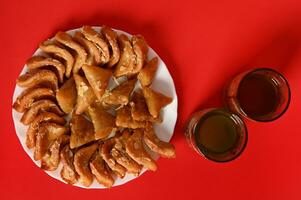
<box><xmin>185</xmin><ymin>109</ymin><xmax>247</xmax><ymax>162</ymax></box>
<box><xmin>225</xmin><ymin>68</ymin><xmax>290</xmax><ymax>122</ymax></box>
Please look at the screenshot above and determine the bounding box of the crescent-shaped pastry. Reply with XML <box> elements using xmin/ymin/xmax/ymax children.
<box><xmin>26</xmin><ymin>112</ymin><xmax>65</xmax><ymax>149</ymax></box>
<box><xmin>100</xmin><ymin>138</ymin><xmax>126</xmax><ymax>178</ymax></box>
<box><xmin>60</xmin><ymin>145</ymin><xmax>78</xmax><ymax>185</ymax></box>
<box><xmin>143</xmin><ymin>125</ymin><xmax>176</xmax><ymax>158</ymax></box>
<box><xmin>41</xmin><ymin>135</ymin><xmax>70</xmax><ymax>171</ymax></box>
<box><xmin>13</xmin><ymin>87</ymin><xmax>55</xmax><ymax>113</ymax></box>
<box><xmin>26</xmin><ymin>56</ymin><xmax>65</xmax><ymax>83</ymax></box>
<box><xmin>131</xmin><ymin>35</ymin><xmax>148</xmax><ymax>74</ymax></box>
<box><xmin>74</xmin><ymin>143</ymin><xmax>98</xmax><ymax>187</ymax></box>
<box><xmin>39</xmin><ymin>41</ymin><xmax>74</xmax><ymax>78</ymax></box>
<box><xmin>16</xmin><ymin>69</ymin><xmax>58</xmax><ymax>90</ymax></box>
<box><xmin>55</xmin><ymin>31</ymin><xmax>87</xmax><ymax>74</ymax></box>
<box><xmin>82</xmin><ymin>26</ymin><xmax>110</xmax><ymax>65</ymax></box>
<box><xmin>34</xmin><ymin>123</ymin><xmax>69</xmax><ymax>160</ymax></box>
<box><xmin>21</xmin><ymin>100</ymin><xmax>64</xmax><ymax>125</ymax></box>
<box><xmin>101</xmin><ymin>26</ymin><xmax>120</xmax><ymax>67</ymax></box>
<box><xmin>90</xmin><ymin>147</ymin><xmax>114</xmax><ymax>188</ymax></box>
<box><xmin>74</xmin><ymin>31</ymin><xmax>102</xmax><ymax>65</ymax></box>
<box><xmin>111</xmin><ymin>131</ymin><xmax>142</xmax><ymax>175</ymax></box>
<box><xmin>125</xmin><ymin>129</ymin><xmax>157</xmax><ymax>171</ymax></box>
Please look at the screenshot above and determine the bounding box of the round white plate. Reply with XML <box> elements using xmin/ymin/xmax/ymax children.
<box><xmin>12</xmin><ymin>26</ymin><xmax>178</xmax><ymax>189</ymax></box>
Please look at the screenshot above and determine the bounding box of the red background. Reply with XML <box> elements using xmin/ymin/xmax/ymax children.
<box><xmin>1</xmin><ymin>0</ymin><xmax>301</xmax><ymax>199</ymax></box>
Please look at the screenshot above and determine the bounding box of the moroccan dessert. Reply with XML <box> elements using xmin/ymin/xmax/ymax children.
<box><xmin>13</xmin><ymin>26</ymin><xmax>175</xmax><ymax>188</ymax></box>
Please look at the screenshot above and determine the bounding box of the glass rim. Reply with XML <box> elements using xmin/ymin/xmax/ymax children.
<box><xmin>236</xmin><ymin>68</ymin><xmax>291</xmax><ymax>122</ymax></box>
<box><xmin>193</xmin><ymin>108</ymin><xmax>248</xmax><ymax>163</ymax></box>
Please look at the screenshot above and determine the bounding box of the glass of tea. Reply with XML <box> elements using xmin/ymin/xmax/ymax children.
<box><xmin>224</xmin><ymin>68</ymin><xmax>291</xmax><ymax>122</ymax></box>
<box><xmin>185</xmin><ymin>108</ymin><xmax>248</xmax><ymax>162</ymax></box>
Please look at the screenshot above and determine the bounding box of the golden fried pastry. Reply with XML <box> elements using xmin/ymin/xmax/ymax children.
<box><xmin>26</xmin><ymin>56</ymin><xmax>65</xmax><ymax>83</ymax></box>
<box><xmin>88</xmin><ymin>105</ymin><xmax>116</xmax><ymax>140</ymax></box>
<box><xmin>41</xmin><ymin>135</ymin><xmax>70</xmax><ymax>171</ymax></box>
<box><xmin>101</xmin><ymin>26</ymin><xmax>120</xmax><ymax>67</ymax></box>
<box><xmin>13</xmin><ymin>87</ymin><xmax>55</xmax><ymax>113</ymax></box>
<box><xmin>70</xmin><ymin>114</ymin><xmax>95</xmax><ymax>149</ymax></box>
<box><xmin>101</xmin><ymin>138</ymin><xmax>126</xmax><ymax>178</ymax></box>
<box><xmin>82</xmin><ymin>26</ymin><xmax>110</xmax><ymax>65</ymax></box>
<box><xmin>26</xmin><ymin>112</ymin><xmax>66</xmax><ymax>149</ymax></box>
<box><xmin>16</xmin><ymin>69</ymin><xmax>58</xmax><ymax>90</ymax></box>
<box><xmin>142</xmin><ymin>87</ymin><xmax>172</xmax><ymax>118</ymax></box>
<box><xmin>143</xmin><ymin>125</ymin><xmax>175</xmax><ymax>158</ymax></box>
<box><xmin>111</xmin><ymin>131</ymin><xmax>142</xmax><ymax>175</ymax></box>
<box><xmin>21</xmin><ymin>100</ymin><xmax>64</xmax><ymax>125</ymax></box>
<box><xmin>114</xmin><ymin>34</ymin><xmax>135</xmax><ymax>77</ymax></box>
<box><xmin>60</xmin><ymin>145</ymin><xmax>78</xmax><ymax>185</ymax></box>
<box><xmin>82</xmin><ymin>64</ymin><xmax>112</xmax><ymax>101</ymax></box>
<box><xmin>55</xmin><ymin>31</ymin><xmax>87</xmax><ymax>74</ymax></box>
<box><xmin>130</xmin><ymin>90</ymin><xmax>161</xmax><ymax>123</ymax></box>
<box><xmin>90</xmin><ymin>148</ymin><xmax>114</xmax><ymax>188</ymax></box>
<box><xmin>131</xmin><ymin>35</ymin><xmax>148</xmax><ymax>74</ymax></box>
<box><xmin>56</xmin><ymin>77</ymin><xmax>77</xmax><ymax>114</ymax></box>
<box><xmin>39</xmin><ymin>41</ymin><xmax>74</xmax><ymax>78</ymax></box>
<box><xmin>138</xmin><ymin>57</ymin><xmax>158</xmax><ymax>87</ymax></box>
<box><xmin>34</xmin><ymin>123</ymin><xmax>69</xmax><ymax>160</ymax></box>
<box><xmin>15</xmin><ymin>25</ymin><xmax>176</xmax><ymax>188</ymax></box>
<box><xmin>125</xmin><ymin>129</ymin><xmax>157</xmax><ymax>171</ymax></box>
<box><xmin>74</xmin><ymin>143</ymin><xmax>98</xmax><ymax>187</ymax></box>
<box><xmin>116</xmin><ymin>105</ymin><xmax>147</xmax><ymax>129</ymax></box>
<box><xmin>102</xmin><ymin>78</ymin><xmax>136</xmax><ymax>106</ymax></box>
<box><xmin>74</xmin><ymin>31</ymin><xmax>102</xmax><ymax>65</ymax></box>
<box><xmin>74</xmin><ymin>74</ymin><xmax>96</xmax><ymax>114</ymax></box>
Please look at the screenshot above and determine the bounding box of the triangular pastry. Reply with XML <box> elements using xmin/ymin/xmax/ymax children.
<box><xmin>56</xmin><ymin>77</ymin><xmax>77</xmax><ymax>114</ymax></box>
<box><xmin>102</xmin><ymin>78</ymin><xmax>136</xmax><ymax>106</ymax></box>
<box><xmin>137</xmin><ymin>57</ymin><xmax>158</xmax><ymax>87</ymax></box>
<box><xmin>88</xmin><ymin>104</ymin><xmax>116</xmax><ymax>140</ymax></box>
<box><xmin>142</xmin><ymin>87</ymin><xmax>172</xmax><ymax>118</ymax></box>
<box><xmin>82</xmin><ymin>64</ymin><xmax>112</xmax><ymax>101</ymax></box>
<box><xmin>70</xmin><ymin>114</ymin><xmax>95</xmax><ymax>149</ymax></box>
<box><xmin>74</xmin><ymin>74</ymin><xmax>96</xmax><ymax>114</ymax></box>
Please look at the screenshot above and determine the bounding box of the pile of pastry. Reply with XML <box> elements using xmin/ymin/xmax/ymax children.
<box><xmin>13</xmin><ymin>26</ymin><xmax>175</xmax><ymax>188</ymax></box>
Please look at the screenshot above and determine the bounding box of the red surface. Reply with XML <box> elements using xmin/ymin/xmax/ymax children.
<box><xmin>1</xmin><ymin>0</ymin><xmax>301</xmax><ymax>199</ymax></box>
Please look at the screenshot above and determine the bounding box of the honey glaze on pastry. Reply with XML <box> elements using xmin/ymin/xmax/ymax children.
<box><xmin>13</xmin><ymin>25</ymin><xmax>176</xmax><ymax>188</ymax></box>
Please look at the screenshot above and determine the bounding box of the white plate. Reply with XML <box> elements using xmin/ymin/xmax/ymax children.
<box><xmin>12</xmin><ymin>27</ymin><xmax>178</xmax><ymax>189</ymax></box>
